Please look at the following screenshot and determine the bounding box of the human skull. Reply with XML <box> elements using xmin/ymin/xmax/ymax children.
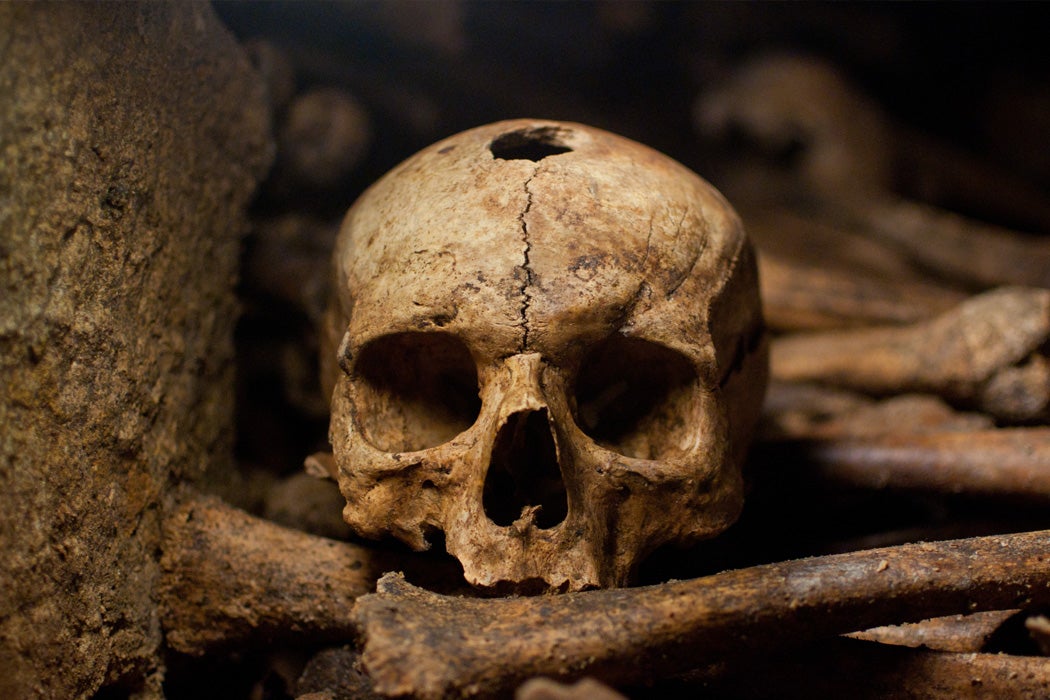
<box><xmin>321</xmin><ymin>119</ymin><xmax>767</xmax><ymax>591</ymax></box>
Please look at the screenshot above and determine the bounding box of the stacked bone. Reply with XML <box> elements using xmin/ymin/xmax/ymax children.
<box><xmin>169</xmin><ymin>29</ymin><xmax>1050</xmax><ymax>700</ymax></box>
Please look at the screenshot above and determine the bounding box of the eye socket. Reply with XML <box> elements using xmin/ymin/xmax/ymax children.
<box><xmin>573</xmin><ymin>337</ymin><xmax>699</xmax><ymax>460</ymax></box>
<box><xmin>351</xmin><ymin>332</ymin><xmax>481</xmax><ymax>453</ymax></box>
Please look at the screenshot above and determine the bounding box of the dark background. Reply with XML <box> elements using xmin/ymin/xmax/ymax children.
<box><xmin>215</xmin><ymin>1</ymin><xmax>1050</xmax><ymax>213</ymax></box>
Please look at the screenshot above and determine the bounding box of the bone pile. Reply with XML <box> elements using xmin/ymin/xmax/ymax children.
<box><xmin>173</xmin><ymin>30</ymin><xmax>1050</xmax><ymax>699</ymax></box>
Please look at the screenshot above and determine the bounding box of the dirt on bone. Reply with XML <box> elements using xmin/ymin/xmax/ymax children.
<box><xmin>322</xmin><ymin>119</ymin><xmax>768</xmax><ymax>591</ymax></box>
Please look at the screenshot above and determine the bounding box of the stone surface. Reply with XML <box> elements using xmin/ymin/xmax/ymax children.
<box><xmin>0</xmin><ymin>3</ymin><xmax>271</xmax><ymax>696</ymax></box>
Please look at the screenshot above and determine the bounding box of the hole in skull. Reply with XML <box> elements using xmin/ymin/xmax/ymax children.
<box><xmin>574</xmin><ymin>337</ymin><xmax>699</xmax><ymax>460</ymax></box>
<box><xmin>352</xmin><ymin>332</ymin><xmax>480</xmax><ymax>452</ymax></box>
<box><xmin>483</xmin><ymin>408</ymin><xmax>567</xmax><ymax>529</ymax></box>
<box><xmin>490</xmin><ymin>127</ymin><xmax>573</xmax><ymax>162</ymax></box>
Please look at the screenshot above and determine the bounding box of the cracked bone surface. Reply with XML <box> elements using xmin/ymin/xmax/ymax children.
<box><xmin>321</xmin><ymin>119</ymin><xmax>768</xmax><ymax>590</ymax></box>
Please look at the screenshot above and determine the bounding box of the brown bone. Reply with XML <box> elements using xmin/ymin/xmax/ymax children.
<box><xmin>353</xmin><ymin>529</ymin><xmax>1050</xmax><ymax>699</ymax></box>
<box><xmin>847</xmin><ymin>198</ymin><xmax>1050</xmax><ymax>291</ymax></box>
<box><xmin>771</xmin><ymin>286</ymin><xmax>1050</xmax><ymax>422</ymax></box>
<box><xmin>696</xmin><ymin>637</ymin><xmax>1050</xmax><ymax>699</ymax></box>
<box><xmin>760</xmin><ymin>383</ymin><xmax>994</xmax><ymax>441</ymax></box>
<box><xmin>697</xmin><ymin>53</ymin><xmax>1050</xmax><ymax>291</ymax></box>
<box><xmin>759</xmin><ymin>428</ymin><xmax>1050</xmax><ymax>499</ymax></box>
<box><xmin>158</xmin><ymin>494</ymin><xmax>460</xmax><ymax>655</ymax></box>
<box><xmin>758</xmin><ymin>254</ymin><xmax>966</xmax><ymax>332</ymax></box>
<box><xmin>850</xmin><ymin>610</ymin><xmax>1016</xmax><ymax>653</ymax></box>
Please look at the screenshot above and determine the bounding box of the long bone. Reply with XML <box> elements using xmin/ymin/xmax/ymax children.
<box><xmin>158</xmin><ymin>494</ymin><xmax>462</xmax><ymax>656</ymax></box>
<box><xmin>758</xmin><ymin>254</ymin><xmax>965</xmax><ymax>332</ymax></box>
<box><xmin>771</xmin><ymin>286</ymin><xmax>1050</xmax><ymax>423</ymax></box>
<box><xmin>353</xmin><ymin>529</ymin><xmax>1050</xmax><ymax>699</ymax></box>
<box><xmin>758</xmin><ymin>427</ymin><xmax>1050</xmax><ymax>500</ymax></box>
<box><xmin>760</xmin><ymin>383</ymin><xmax>995</xmax><ymax>441</ymax></box>
<box><xmin>159</xmin><ymin>497</ymin><xmax>1050</xmax><ymax>697</ymax></box>
<box><xmin>692</xmin><ymin>637</ymin><xmax>1050</xmax><ymax>699</ymax></box>
<box><xmin>835</xmin><ymin>198</ymin><xmax>1050</xmax><ymax>292</ymax></box>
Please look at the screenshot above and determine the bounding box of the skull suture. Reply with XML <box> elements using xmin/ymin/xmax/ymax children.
<box><xmin>321</xmin><ymin>120</ymin><xmax>767</xmax><ymax>591</ymax></box>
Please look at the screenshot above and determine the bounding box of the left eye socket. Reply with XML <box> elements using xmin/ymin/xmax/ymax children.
<box><xmin>573</xmin><ymin>336</ymin><xmax>699</xmax><ymax>460</ymax></box>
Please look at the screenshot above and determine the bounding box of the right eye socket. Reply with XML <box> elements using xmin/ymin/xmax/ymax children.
<box><xmin>351</xmin><ymin>332</ymin><xmax>481</xmax><ymax>453</ymax></box>
<box><xmin>573</xmin><ymin>336</ymin><xmax>700</xmax><ymax>461</ymax></box>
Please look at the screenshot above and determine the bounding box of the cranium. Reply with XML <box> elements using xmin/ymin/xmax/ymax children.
<box><xmin>321</xmin><ymin>119</ymin><xmax>767</xmax><ymax>591</ymax></box>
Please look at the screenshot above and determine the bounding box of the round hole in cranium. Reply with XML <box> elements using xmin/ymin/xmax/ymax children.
<box><xmin>351</xmin><ymin>331</ymin><xmax>481</xmax><ymax>453</ymax></box>
<box><xmin>574</xmin><ymin>336</ymin><xmax>699</xmax><ymax>460</ymax></box>
<box><xmin>489</xmin><ymin>126</ymin><xmax>573</xmax><ymax>162</ymax></box>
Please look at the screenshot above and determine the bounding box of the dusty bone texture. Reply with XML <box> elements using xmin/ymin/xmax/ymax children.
<box><xmin>354</xmin><ymin>529</ymin><xmax>1050</xmax><ymax>699</ymax></box>
<box><xmin>695</xmin><ymin>637</ymin><xmax>1050</xmax><ymax>699</ymax></box>
<box><xmin>159</xmin><ymin>495</ymin><xmax>460</xmax><ymax>656</ymax></box>
<box><xmin>771</xmin><ymin>286</ymin><xmax>1050</xmax><ymax>422</ymax></box>
<box><xmin>851</xmin><ymin>610</ymin><xmax>1016</xmax><ymax>653</ymax></box>
<box><xmin>0</xmin><ymin>4</ymin><xmax>271</xmax><ymax>697</ymax></box>
<box><xmin>322</xmin><ymin>119</ymin><xmax>768</xmax><ymax>591</ymax></box>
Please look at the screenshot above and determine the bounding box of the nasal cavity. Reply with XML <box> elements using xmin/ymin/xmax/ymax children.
<box><xmin>483</xmin><ymin>408</ymin><xmax>568</xmax><ymax>529</ymax></box>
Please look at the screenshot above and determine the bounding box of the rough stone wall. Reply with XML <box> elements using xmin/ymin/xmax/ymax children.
<box><xmin>0</xmin><ymin>3</ymin><xmax>272</xmax><ymax>696</ymax></box>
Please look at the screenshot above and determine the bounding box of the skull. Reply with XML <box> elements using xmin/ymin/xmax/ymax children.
<box><xmin>321</xmin><ymin>120</ymin><xmax>767</xmax><ymax>591</ymax></box>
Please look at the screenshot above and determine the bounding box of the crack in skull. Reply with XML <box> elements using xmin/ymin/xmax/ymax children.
<box><xmin>518</xmin><ymin>170</ymin><xmax>538</xmax><ymax>353</ymax></box>
<box><xmin>324</xmin><ymin>120</ymin><xmax>768</xmax><ymax>591</ymax></box>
